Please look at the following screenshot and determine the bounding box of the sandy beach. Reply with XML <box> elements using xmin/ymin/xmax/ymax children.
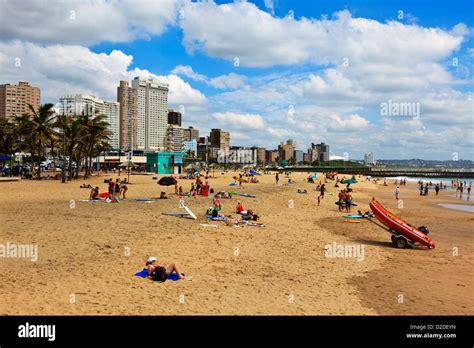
<box><xmin>0</xmin><ymin>171</ymin><xmax>473</xmax><ymax>315</ymax></box>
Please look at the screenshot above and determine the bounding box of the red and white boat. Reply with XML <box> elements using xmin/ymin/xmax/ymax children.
<box><xmin>369</xmin><ymin>197</ymin><xmax>435</xmax><ymax>249</ymax></box>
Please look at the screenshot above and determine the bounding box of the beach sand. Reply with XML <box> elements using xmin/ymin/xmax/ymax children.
<box><xmin>0</xmin><ymin>171</ymin><xmax>472</xmax><ymax>315</ymax></box>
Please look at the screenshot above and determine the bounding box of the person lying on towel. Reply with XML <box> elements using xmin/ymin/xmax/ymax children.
<box><xmin>89</xmin><ymin>186</ymin><xmax>105</xmax><ymax>201</ymax></box>
<box><xmin>146</xmin><ymin>256</ymin><xmax>185</xmax><ymax>282</ymax></box>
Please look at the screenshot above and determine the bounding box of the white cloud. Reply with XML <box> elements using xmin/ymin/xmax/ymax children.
<box><xmin>0</xmin><ymin>41</ymin><xmax>207</xmax><ymax>110</ymax></box>
<box><xmin>171</xmin><ymin>65</ymin><xmax>247</xmax><ymax>90</ymax></box>
<box><xmin>0</xmin><ymin>0</ymin><xmax>180</xmax><ymax>45</ymax></box>
<box><xmin>180</xmin><ymin>2</ymin><xmax>465</xmax><ymax>68</ymax></box>
<box><xmin>327</xmin><ymin>114</ymin><xmax>370</xmax><ymax>132</ymax></box>
<box><xmin>212</xmin><ymin>112</ymin><xmax>265</xmax><ymax>129</ymax></box>
<box><xmin>209</xmin><ymin>73</ymin><xmax>247</xmax><ymax>89</ymax></box>
<box><xmin>171</xmin><ymin>65</ymin><xmax>208</xmax><ymax>82</ymax></box>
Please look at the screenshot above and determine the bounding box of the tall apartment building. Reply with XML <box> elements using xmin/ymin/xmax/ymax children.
<box><xmin>364</xmin><ymin>152</ymin><xmax>375</xmax><ymax>165</ymax></box>
<box><xmin>130</xmin><ymin>77</ymin><xmax>169</xmax><ymax>151</ymax></box>
<box><xmin>165</xmin><ymin>125</ymin><xmax>184</xmax><ymax>152</ymax></box>
<box><xmin>183</xmin><ymin>139</ymin><xmax>197</xmax><ymax>156</ymax></box>
<box><xmin>210</xmin><ymin>128</ymin><xmax>230</xmax><ymax>153</ymax></box>
<box><xmin>117</xmin><ymin>81</ymin><xmax>138</xmax><ymax>151</ymax></box>
<box><xmin>278</xmin><ymin>139</ymin><xmax>296</xmax><ymax>162</ymax></box>
<box><xmin>0</xmin><ymin>81</ymin><xmax>40</xmax><ymax>120</ymax></box>
<box><xmin>265</xmin><ymin>150</ymin><xmax>278</xmax><ymax>164</ymax></box>
<box><xmin>314</xmin><ymin>142</ymin><xmax>330</xmax><ymax>163</ymax></box>
<box><xmin>58</xmin><ymin>94</ymin><xmax>120</xmax><ymax>149</ymax></box>
<box><xmin>294</xmin><ymin>150</ymin><xmax>304</xmax><ymax>163</ymax></box>
<box><xmin>183</xmin><ymin>126</ymin><xmax>199</xmax><ymax>142</ymax></box>
<box><xmin>168</xmin><ymin>109</ymin><xmax>182</xmax><ymax>126</ymax></box>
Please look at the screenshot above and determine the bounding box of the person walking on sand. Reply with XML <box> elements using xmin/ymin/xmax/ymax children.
<box><xmin>275</xmin><ymin>172</ymin><xmax>279</xmax><ymax>185</ymax></box>
<box><xmin>435</xmin><ymin>184</ymin><xmax>440</xmax><ymax>196</ymax></box>
<box><xmin>320</xmin><ymin>184</ymin><xmax>326</xmax><ymax>199</ymax></box>
<box><xmin>395</xmin><ymin>186</ymin><xmax>400</xmax><ymax>200</ymax></box>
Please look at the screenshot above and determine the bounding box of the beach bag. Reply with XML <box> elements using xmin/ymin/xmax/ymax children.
<box><xmin>212</xmin><ymin>209</ymin><xmax>218</xmax><ymax>218</ymax></box>
<box><xmin>153</xmin><ymin>266</ymin><xmax>167</xmax><ymax>282</ymax></box>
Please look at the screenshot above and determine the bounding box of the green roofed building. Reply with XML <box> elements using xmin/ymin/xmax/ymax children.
<box><xmin>146</xmin><ymin>152</ymin><xmax>184</xmax><ymax>174</ymax></box>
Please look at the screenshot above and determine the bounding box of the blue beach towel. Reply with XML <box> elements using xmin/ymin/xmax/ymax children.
<box><xmin>134</xmin><ymin>268</ymin><xmax>185</xmax><ymax>281</ymax></box>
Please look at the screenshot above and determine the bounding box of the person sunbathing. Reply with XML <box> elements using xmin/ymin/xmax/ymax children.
<box><xmin>89</xmin><ymin>186</ymin><xmax>104</xmax><ymax>201</ymax></box>
<box><xmin>80</xmin><ymin>183</ymin><xmax>92</xmax><ymax>188</ymax></box>
<box><xmin>159</xmin><ymin>191</ymin><xmax>168</xmax><ymax>199</ymax></box>
<box><xmin>146</xmin><ymin>257</ymin><xmax>185</xmax><ymax>281</ymax></box>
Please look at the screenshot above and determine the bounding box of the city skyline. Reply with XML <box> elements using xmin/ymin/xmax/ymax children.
<box><xmin>0</xmin><ymin>0</ymin><xmax>473</xmax><ymax>160</ymax></box>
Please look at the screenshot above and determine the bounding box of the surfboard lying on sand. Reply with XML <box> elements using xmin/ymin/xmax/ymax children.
<box><xmin>162</xmin><ymin>212</ymin><xmax>190</xmax><ymax>217</ymax></box>
<box><xmin>344</xmin><ymin>219</ymin><xmax>361</xmax><ymax>223</ymax></box>
<box><xmin>335</xmin><ymin>201</ymin><xmax>358</xmax><ymax>206</ymax></box>
<box><xmin>343</xmin><ymin>215</ymin><xmax>364</xmax><ymax>219</ymax></box>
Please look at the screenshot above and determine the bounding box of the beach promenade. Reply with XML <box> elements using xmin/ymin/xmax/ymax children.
<box><xmin>0</xmin><ymin>171</ymin><xmax>472</xmax><ymax>315</ymax></box>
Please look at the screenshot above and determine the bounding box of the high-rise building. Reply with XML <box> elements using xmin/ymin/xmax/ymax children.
<box><xmin>165</xmin><ymin>125</ymin><xmax>184</xmax><ymax>152</ymax></box>
<box><xmin>364</xmin><ymin>152</ymin><xmax>375</xmax><ymax>165</ymax></box>
<box><xmin>303</xmin><ymin>153</ymin><xmax>310</xmax><ymax>163</ymax></box>
<box><xmin>294</xmin><ymin>150</ymin><xmax>304</xmax><ymax>163</ymax></box>
<box><xmin>265</xmin><ymin>150</ymin><xmax>278</xmax><ymax>164</ymax></box>
<box><xmin>168</xmin><ymin>109</ymin><xmax>182</xmax><ymax>126</ymax></box>
<box><xmin>131</xmin><ymin>77</ymin><xmax>169</xmax><ymax>151</ymax></box>
<box><xmin>0</xmin><ymin>81</ymin><xmax>40</xmax><ymax>120</ymax></box>
<box><xmin>183</xmin><ymin>126</ymin><xmax>199</xmax><ymax>142</ymax></box>
<box><xmin>314</xmin><ymin>142</ymin><xmax>330</xmax><ymax>163</ymax></box>
<box><xmin>183</xmin><ymin>139</ymin><xmax>197</xmax><ymax>156</ymax></box>
<box><xmin>278</xmin><ymin>139</ymin><xmax>296</xmax><ymax>162</ymax></box>
<box><xmin>210</xmin><ymin>128</ymin><xmax>230</xmax><ymax>153</ymax></box>
<box><xmin>252</xmin><ymin>147</ymin><xmax>266</xmax><ymax>165</ymax></box>
<box><xmin>117</xmin><ymin>81</ymin><xmax>138</xmax><ymax>151</ymax></box>
<box><xmin>58</xmin><ymin>94</ymin><xmax>120</xmax><ymax>149</ymax></box>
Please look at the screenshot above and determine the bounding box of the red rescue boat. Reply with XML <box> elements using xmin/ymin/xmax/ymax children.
<box><xmin>369</xmin><ymin>197</ymin><xmax>435</xmax><ymax>249</ymax></box>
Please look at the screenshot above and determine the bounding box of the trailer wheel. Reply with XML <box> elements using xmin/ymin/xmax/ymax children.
<box><xmin>395</xmin><ymin>237</ymin><xmax>408</xmax><ymax>249</ymax></box>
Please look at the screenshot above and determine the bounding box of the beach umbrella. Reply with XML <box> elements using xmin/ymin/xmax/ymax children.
<box><xmin>119</xmin><ymin>160</ymin><xmax>137</xmax><ymax>183</ymax></box>
<box><xmin>157</xmin><ymin>176</ymin><xmax>177</xmax><ymax>193</ymax></box>
<box><xmin>157</xmin><ymin>176</ymin><xmax>177</xmax><ymax>186</ymax></box>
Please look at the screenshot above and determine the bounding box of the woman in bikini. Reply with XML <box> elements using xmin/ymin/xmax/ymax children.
<box><xmin>146</xmin><ymin>257</ymin><xmax>185</xmax><ymax>281</ymax></box>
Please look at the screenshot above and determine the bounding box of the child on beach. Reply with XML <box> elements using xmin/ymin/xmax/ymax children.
<box><xmin>395</xmin><ymin>186</ymin><xmax>400</xmax><ymax>200</ymax></box>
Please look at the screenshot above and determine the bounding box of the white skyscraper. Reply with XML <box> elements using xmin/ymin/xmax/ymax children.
<box><xmin>58</xmin><ymin>94</ymin><xmax>120</xmax><ymax>149</ymax></box>
<box><xmin>364</xmin><ymin>152</ymin><xmax>375</xmax><ymax>165</ymax></box>
<box><xmin>131</xmin><ymin>77</ymin><xmax>169</xmax><ymax>151</ymax></box>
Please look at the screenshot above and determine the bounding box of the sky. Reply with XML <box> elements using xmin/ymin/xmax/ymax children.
<box><xmin>0</xmin><ymin>0</ymin><xmax>473</xmax><ymax>160</ymax></box>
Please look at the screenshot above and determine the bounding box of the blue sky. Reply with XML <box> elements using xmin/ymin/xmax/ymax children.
<box><xmin>1</xmin><ymin>0</ymin><xmax>473</xmax><ymax>159</ymax></box>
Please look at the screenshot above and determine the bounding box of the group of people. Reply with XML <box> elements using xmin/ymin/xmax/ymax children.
<box><xmin>337</xmin><ymin>189</ymin><xmax>353</xmax><ymax>212</ymax></box>
<box><xmin>89</xmin><ymin>177</ymin><xmax>128</xmax><ymax>202</ymax></box>
<box><xmin>190</xmin><ymin>176</ymin><xmax>210</xmax><ymax>197</ymax></box>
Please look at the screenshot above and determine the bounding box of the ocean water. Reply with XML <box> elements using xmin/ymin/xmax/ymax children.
<box><xmin>437</xmin><ymin>203</ymin><xmax>474</xmax><ymax>213</ymax></box>
<box><xmin>387</xmin><ymin>176</ymin><xmax>473</xmax><ymax>186</ymax></box>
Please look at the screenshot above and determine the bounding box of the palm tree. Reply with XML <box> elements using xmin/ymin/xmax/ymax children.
<box><xmin>28</xmin><ymin>103</ymin><xmax>56</xmax><ymax>179</ymax></box>
<box><xmin>13</xmin><ymin>114</ymin><xmax>33</xmax><ymax>165</ymax></box>
<box><xmin>79</xmin><ymin>112</ymin><xmax>111</xmax><ymax>179</ymax></box>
